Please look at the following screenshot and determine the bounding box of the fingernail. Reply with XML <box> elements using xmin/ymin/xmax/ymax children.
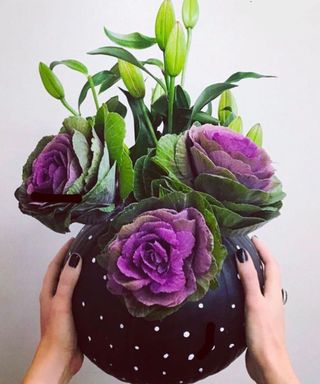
<box><xmin>69</xmin><ymin>253</ymin><xmax>81</xmax><ymax>268</ymax></box>
<box><xmin>235</xmin><ymin>248</ymin><xmax>248</xmax><ymax>263</ymax></box>
<box><xmin>252</xmin><ymin>235</ymin><xmax>259</xmax><ymax>239</ymax></box>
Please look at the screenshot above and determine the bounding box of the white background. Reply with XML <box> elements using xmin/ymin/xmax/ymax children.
<box><xmin>0</xmin><ymin>0</ymin><xmax>319</xmax><ymax>383</ymax></box>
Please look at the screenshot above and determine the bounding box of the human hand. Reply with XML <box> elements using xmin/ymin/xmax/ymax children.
<box><xmin>23</xmin><ymin>238</ymin><xmax>83</xmax><ymax>384</ymax></box>
<box><xmin>235</xmin><ymin>236</ymin><xmax>300</xmax><ymax>384</ymax></box>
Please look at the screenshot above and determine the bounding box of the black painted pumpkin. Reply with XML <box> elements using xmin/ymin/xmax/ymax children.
<box><xmin>69</xmin><ymin>223</ymin><xmax>264</xmax><ymax>384</ymax></box>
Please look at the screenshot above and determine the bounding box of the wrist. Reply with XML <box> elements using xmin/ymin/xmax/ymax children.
<box><xmin>260</xmin><ymin>348</ymin><xmax>300</xmax><ymax>384</ymax></box>
<box><xmin>23</xmin><ymin>340</ymin><xmax>72</xmax><ymax>384</ymax></box>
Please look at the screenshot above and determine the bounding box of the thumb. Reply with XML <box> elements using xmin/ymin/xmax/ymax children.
<box><xmin>54</xmin><ymin>252</ymin><xmax>82</xmax><ymax>307</ymax></box>
<box><xmin>235</xmin><ymin>248</ymin><xmax>263</xmax><ymax>304</ymax></box>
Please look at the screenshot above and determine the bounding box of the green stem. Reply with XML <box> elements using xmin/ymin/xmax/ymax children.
<box><xmin>181</xmin><ymin>28</ymin><xmax>193</xmax><ymax>87</ymax></box>
<box><xmin>60</xmin><ymin>98</ymin><xmax>79</xmax><ymax>116</ymax></box>
<box><xmin>138</xmin><ymin>99</ymin><xmax>158</xmax><ymax>146</ymax></box>
<box><xmin>168</xmin><ymin>76</ymin><xmax>176</xmax><ymax>134</ymax></box>
<box><xmin>88</xmin><ymin>75</ymin><xmax>100</xmax><ymax>111</ymax></box>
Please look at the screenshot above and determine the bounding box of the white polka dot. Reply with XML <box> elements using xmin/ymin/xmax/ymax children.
<box><xmin>99</xmin><ymin>315</ymin><xmax>103</xmax><ymax>320</ymax></box>
<box><xmin>103</xmin><ymin>275</ymin><xmax>107</xmax><ymax>280</ymax></box>
<box><xmin>237</xmin><ymin>273</ymin><xmax>240</xmax><ymax>279</ymax></box>
<box><xmin>81</xmin><ymin>301</ymin><xmax>85</xmax><ymax>307</ymax></box>
<box><xmin>134</xmin><ymin>345</ymin><xmax>140</xmax><ymax>350</ymax></box>
<box><xmin>231</xmin><ymin>304</ymin><xmax>236</xmax><ymax>309</ymax></box>
<box><xmin>162</xmin><ymin>371</ymin><xmax>166</xmax><ymax>375</ymax></box>
<box><xmin>120</xmin><ymin>323</ymin><xmax>124</xmax><ymax>329</ymax></box>
<box><xmin>198</xmin><ymin>303</ymin><xmax>204</xmax><ymax>309</ymax></box>
<box><xmin>133</xmin><ymin>366</ymin><xmax>139</xmax><ymax>371</ymax></box>
<box><xmin>154</xmin><ymin>326</ymin><xmax>160</xmax><ymax>332</ymax></box>
<box><xmin>211</xmin><ymin>345</ymin><xmax>216</xmax><ymax>351</ymax></box>
<box><xmin>88</xmin><ymin>336</ymin><xmax>92</xmax><ymax>341</ymax></box>
<box><xmin>88</xmin><ymin>235</ymin><xmax>93</xmax><ymax>240</ymax></box>
<box><xmin>260</xmin><ymin>264</ymin><xmax>263</xmax><ymax>270</ymax></box>
<box><xmin>220</xmin><ymin>327</ymin><xmax>224</xmax><ymax>332</ymax></box>
<box><xmin>92</xmin><ymin>257</ymin><xmax>96</xmax><ymax>263</ymax></box>
<box><xmin>179</xmin><ymin>381</ymin><xmax>184</xmax><ymax>384</ymax></box>
<box><xmin>109</xmin><ymin>363</ymin><xmax>113</xmax><ymax>367</ymax></box>
<box><xmin>163</xmin><ymin>353</ymin><xmax>169</xmax><ymax>359</ymax></box>
<box><xmin>93</xmin><ymin>357</ymin><xmax>96</xmax><ymax>362</ymax></box>
<box><xmin>183</xmin><ymin>331</ymin><xmax>190</xmax><ymax>338</ymax></box>
<box><xmin>188</xmin><ymin>353</ymin><xmax>195</xmax><ymax>361</ymax></box>
<box><xmin>229</xmin><ymin>343</ymin><xmax>235</xmax><ymax>348</ymax></box>
<box><xmin>198</xmin><ymin>368</ymin><xmax>203</xmax><ymax>373</ymax></box>
<box><xmin>109</xmin><ymin>344</ymin><xmax>113</xmax><ymax>349</ymax></box>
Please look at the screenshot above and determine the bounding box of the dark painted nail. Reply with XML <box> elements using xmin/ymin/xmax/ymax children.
<box><xmin>69</xmin><ymin>253</ymin><xmax>81</xmax><ymax>268</ymax></box>
<box><xmin>235</xmin><ymin>248</ymin><xmax>248</xmax><ymax>263</ymax></box>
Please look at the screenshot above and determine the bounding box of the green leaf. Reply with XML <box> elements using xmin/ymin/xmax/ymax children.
<box><xmin>84</xmin><ymin>128</ymin><xmax>104</xmax><ymax>190</ymax></box>
<box><xmin>218</xmin><ymin>89</ymin><xmax>238</xmax><ymax>126</ymax></box>
<box><xmin>105</xmin><ymin>112</ymin><xmax>126</xmax><ymax>165</ymax></box>
<box><xmin>61</xmin><ymin>116</ymin><xmax>91</xmax><ymax>139</ymax></box>
<box><xmin>39</xmin><ymin>62</ymin><xmax>65</xmax><ymax>100</ymax></box>
<box><xmin>72</xmin><ymin>130</ymin><xmax>90</xmax><ymax>173</ymax></box>
<box><xmin>104</xmin><ymin>27</ymin><xmax>156</xmax><ymax>49</ymax></box>
<box><xmin>226</xmin><ymin>71</ymin><xmax>276</xmax><ymax>83</ymax></box>
<box><xmin>193</xmin><ymin>111</ymin><xmax>220</xmax><ymax>125</ymax></box>
<box><xmin>99</xmin><ymin>64</ymin><xmax>120</xmax><ymax>94</ymax></box>
<box><xmin>50</xmin><ymin>59</ymin><xmax>88</xmax><ymax>75</ymax></box>
<box><xmin>78</xmin><ymin>70</ymin><xmax>119</xmax><ymax>110</ymax></box>
<box><xmin>122</xmin><ymin>90</ymin><xmax>158</xmax><ymax>162</ymax></box>
<box><xmin>106</xmin><ymin>96</ymin><xmax>127</xmax><ymax>118</ymax></box>
<box><xmin>175</xmin><ymin>85</ymin><xmax>191</xmax><ymax>108</ymax></box>
<box><xmin>142</xmin><ymin>58</ymin><xmax>164</xmax><ymax>71</ymax></box>
<box><xmin>154</xmin><ymin>134</ymin><xmax>181</xmax><ymax>177</ymax></box>
<box><xmin>191</xmin><ymin>83</ymin><xmax>237</xmax><ymax>121</ymax></box>
<box><xmin>119</xmin><ymin>147</ymin><xmax>134</xmax><ymax>200</ymax></box>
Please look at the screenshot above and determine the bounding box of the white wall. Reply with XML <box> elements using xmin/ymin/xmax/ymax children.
<box><xmin>0</xmin><ymin>0</ymin><xmax>319</xmax><ymax>383</ymax></box>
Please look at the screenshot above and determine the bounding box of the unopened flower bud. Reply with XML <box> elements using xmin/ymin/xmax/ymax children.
<box><xmin>218</xmin><ymin>90</ymin><xmax>238</xmax><ymax>126</ymax></box>
<box><xmin>228</xmin><ymin>116</ymin><xmax>243</xmax><ymax>133</ymax></box>
<box><xmin>155</xmin><ymin>0</ymin><xmax>176</xmax><ymax>51</ymax></box>
<box><xmin>164</xmin><ymin>22</ymin><xmax>187</xmax><ymax>77</ymax></box>
<box><xmin>246</xmin><ymin>123</ymin><xmax>263</xmax><ymax>147</ymax></box>
<box><xmin>118</xmin><ymin>60</ymin><xmax>145</xmax><ymax>99</ymax></box>
<box><xmin>182</xmin><ymin>0</ymin><xmax>200</xmax><ymax>29</ymax></box>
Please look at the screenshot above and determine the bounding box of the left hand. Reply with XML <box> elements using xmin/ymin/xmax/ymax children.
<box><xmin>23</xmin><ymin>238</ymin><xmax>83</xmax><ymax>384</ymax></box>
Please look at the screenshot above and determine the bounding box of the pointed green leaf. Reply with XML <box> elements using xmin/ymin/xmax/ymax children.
<box><xmin>105</xmin><ymin>112</ymin><xmax>126</xmax><ymax>164</ymax></box>
<box><xmin>142</xmin><ymin>58</ymin><xmax>164</xmax><ymax>71</ymax></box>
<box><xmin>191</xmin><ymin>83</ymin><xmax>237</xmax><ymax>121</ymax></box>
<box><xmin>119</xmin><ymin>147</ymin><xmax>134</xmax><ymax>200</ymax></box>
<box><xmin>104</xmin><ymin>27</ymin><xmax>156</xmax><ymax>49</ymax></box>
<box><xmin>50</xmin><ymin>59</ymin><xmax>88</xmax><ymax>75</ymax></box>
<box><xmin>226</xmin><ymin>71</ymin><xmax>276</xmax><ymax>83</ymax></box>
<box><xmin>106</xmin><ymin>96</ymin><xmax>127</xmax><ymax>118</ymax></box>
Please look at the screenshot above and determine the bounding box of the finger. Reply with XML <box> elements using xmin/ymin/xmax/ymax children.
<box><xmin>54</xmin><ymin>252</ymin><xmax>82</xmax><ymax>311</ymax></box>
<box><xmin>40</xmin><ymin>238</ymin><xmax>75</xmax><ymax>302</ymax></box>
<box><xmin>235</xmin><ymin>248</ymin><xmax>263</xmax><ymax>306</ymax></box>
<box><xmin>251</xmin><ymin>236</ymin><xmax>282</xmax><ymax>299</ymax></box>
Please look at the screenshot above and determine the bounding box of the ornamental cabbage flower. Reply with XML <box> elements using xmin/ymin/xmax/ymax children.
<box><xmin>187</xmin><ymin>125</ymin><xmax>274</xmax><ymax>191</ymax></box>
<box><xmin>98</xmin><ymin>191</ymin><xmax>226</xmax><ymax>320</ymax></box>
<box><xmin>14</xmin><ymin>112</ymin><xmax>128</xmax><ymax>233</ymax></box>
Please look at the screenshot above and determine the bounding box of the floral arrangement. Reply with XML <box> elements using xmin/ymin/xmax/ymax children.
<box><xmin>15</xmin><ymin>0</ymin><xmax>285</xmax><ymax>320</ymax></box>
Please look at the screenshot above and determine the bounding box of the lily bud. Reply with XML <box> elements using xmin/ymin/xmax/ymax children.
<box><xmin>182</xmin><ymin>0</ymin><xmax>200</xmax><ymax>29</ymax></box>
<box><xmin>228</xmin><ymin>116</ymin><xmax>243</xmax><ymax>133</ymax></box>
<box><xmin>218</xmin><ymin>90</ymin><xmax>238</xmax><ymax>126</ymax></box>
<box><xmin>247</xmin><ymin>123</ymin><xmax>263</xmax><ymax>147</ymax></box>
<box><xmin>165</xmin><ymin>22</ymin><xmax>187</xmax><ymax>77</ymax></box>
<box><xmin>151</xmin><ymin>83</ymin><xmax>165</xmax><ymax>104</ymax></box>
<box><xmin>39</xmin><ymin>62</ymin><xmax>65</xmax><ymax>100</ymax></box>
<box><xmin>118</xmin><ymin>60</ymin><xmax>145</xmax><ymax>99</ymax></box>
<box><xmin>155</xmin><ymin>0</ymin><xmax>176</xmax><ymax>51</ymax></box>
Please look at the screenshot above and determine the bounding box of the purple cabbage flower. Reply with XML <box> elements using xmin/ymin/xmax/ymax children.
<box><xmin>188</xmin><ymin>125</ymin><xmax>274</xmax><ymax>191</ymax></box>
<box><xmin>107</xmin><ymin>207</ymin><xmax>213</xmax><ymax>309</ymax></box>
<box><xmin>26</xmin><ymin>133</ymin><xmax>81</xmax><ymax>195</ymax></box>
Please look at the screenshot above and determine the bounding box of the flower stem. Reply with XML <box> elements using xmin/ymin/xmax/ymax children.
<box><xmin>88</xmin><ymin>75</ymin><xmax>100</xmax><ymax>111</ymax></box>
<box><xmin>168</xmin><ymin>76</ymin><xmax>176</xmax><ymax>134</ymax></box>
<box><xmin>181</xmin><ymin>28</ymin><xmax>193</xmax><ymax>87</ymax></box>
<box><xmin>138</xmin><ymin>99</ymin><xmax>158</xmax><ymax>146</ymax></box>
<box><xmin>60</xmin><ymin>98</ymin><xmax>79</xmax><ymax>116</ymax></box>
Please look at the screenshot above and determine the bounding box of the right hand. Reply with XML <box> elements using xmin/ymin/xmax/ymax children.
<box><xmin>235</xmin><ymin>236</ymin><xmax>300</xmax><ymax>384</ymax></box>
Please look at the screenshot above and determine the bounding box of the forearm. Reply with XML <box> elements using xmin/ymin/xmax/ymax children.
<box><xmin>23</xmin><ymin>342</ymin><xmax>72</xmax><ymax>384</ymax></box>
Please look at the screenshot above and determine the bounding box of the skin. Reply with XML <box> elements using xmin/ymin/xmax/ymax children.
<box><xmin>23</xmin><ymin>236</ymin><xmax>300</xmax><ymax>384</ymax></box>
